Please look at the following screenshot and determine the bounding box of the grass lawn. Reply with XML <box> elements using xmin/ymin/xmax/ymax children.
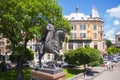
<box><xmin>63</xmin><ymin>68</ymin><xmax>84</xmax><ymax>79</ymax></box>
<box><xmin>0</xmin><ymin>68</ymin><xmax>30</xmax><ymax>80</ymax></box>
<box><xmin>0</xmin><ymin>68</ymin><xmax>84</xmax><ymax>80</ymax></box>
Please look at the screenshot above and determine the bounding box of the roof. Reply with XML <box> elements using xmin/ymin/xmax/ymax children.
<box><xmin>64</xmin><ymin>6</ymin><xmax>102</xmax><ymax>21</ymax></box>
<box><xmin>64</xmin><ymin>12</ymin><xmax>90</xmax><ymax>20</ymax></box>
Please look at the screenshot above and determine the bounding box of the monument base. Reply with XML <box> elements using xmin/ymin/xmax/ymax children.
<box><xmin>30</xmin><ymin>70</ymin><xmax>66</xmax><ymax>80</ymax></box>
<box><xmin>38</xmin><ymin>68</ymin><xmax>63</xmax><ymax>74</ymax></box>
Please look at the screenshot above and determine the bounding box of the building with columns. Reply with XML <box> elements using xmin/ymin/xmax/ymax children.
<box><xmin>64</xmin><ymin>7</ymin><xmax>106</xmax><ymax>54</ymax></box>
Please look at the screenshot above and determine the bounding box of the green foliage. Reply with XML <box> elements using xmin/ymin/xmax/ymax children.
<box><xmin>75</xmin><ymin>47</ymin><xmax>90</xmax><ymax>65</ymax></box>
<box><xmin>64</xmin><ymin>47</ymin><xmax>102</xmax><ymax>67</ymax></box>
<box><xmin>9</xmin><ymin>54</ymin><xmax>17</xmax><ymax>62</ymax></box>
<box><xmin>105</xmin><ymin>39</ymin><xmax>112</xmax><ymax>48</ymax></box>
<box><xmin>117</xmin><ymin>48</ymin><xmax>120</xmax><ymax>52</ymax></box>
<box><xmin>88</xmin><ymin>61</ymin><xmax>101</xmax><ymax>67</ymax></box>
<box><xmin>0</xmin><ymin>0</ymin><xmax>71</xmax><ymax>79</ymax></box>
<box><xmin>63</xmin><ymin>68</ymin><xmax>84</xmax><ymax>79</ymax></box>
<box><xmin>0</xmin><ymin>68</ymin><xmax>30</xmax><ymax>80</ymax></box>
<box><xmin>64</xmin><ymin>50</ymin><xmax>76</xmax><ymax>64</ymax></box>
<box><xmin>24</xmin><ymin>48</ymin><xmax>34</xmax><ymax>61</ymax></box>
<box><xmin>107</xmin><ymin>47</ymin><xmax>120</xmax><ymax>55</ymax></box>
<box><xmin>10</xmin><ymin>48</ymin><xmax>34</xmax><ymax>62</ymax></box>
<box><xmin>0</xmin><ymin>0</ymin><xmax>71</xmax><ymax>51</ymax></box>
<box><xmin>86</xmin><ymin>47</ymin><xmax>101</xmax><ymax>63</ymax></box>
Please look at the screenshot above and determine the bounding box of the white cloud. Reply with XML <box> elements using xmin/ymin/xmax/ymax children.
<box><xmin>105</xmin><ymin>28</ymin><xmax>115</xmax><ymax>41</ymax></box>
<box><xmin>106</xmin><ymin>5</ymin><xmax>120</xmax><ymax>18</ymax></box>
<box><xmin>105</xmin><ymin>27</ymin><xmax>120</xmax><ymax>43</ymax></box>
<box><xmin>113</xmin><ymin>19</ymin><xmax>120</xmax><ymax>26</ymax></box>
<box><xmin>105</xmin><ymin>5</ymin><xmax>120</xmax><ymax>43</ymax></box>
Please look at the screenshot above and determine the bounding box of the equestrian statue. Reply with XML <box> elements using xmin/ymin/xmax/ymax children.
<box><xmin>36</xmin><ymin>23</ymin><xmax>66</xmax><ymax>68</ymax></box>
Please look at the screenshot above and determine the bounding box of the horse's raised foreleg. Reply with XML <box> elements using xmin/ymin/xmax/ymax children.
<box><xmin>54</xmin><ymin>54</ymin><xmax>62</xmax><ymax>68</ymax></box>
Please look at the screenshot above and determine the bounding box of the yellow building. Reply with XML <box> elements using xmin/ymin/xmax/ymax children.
<box><xmin>64</xmin><ymin>7</ymin><xmax>106</xmax><ymax>53</ymax></box>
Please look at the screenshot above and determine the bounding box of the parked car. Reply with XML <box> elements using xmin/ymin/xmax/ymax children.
<box><xmin>63</xmin><ymin>64</ymin><xmax>75</xmax><ymax>68</ymax></box>
<box><xmin>117</xmin><ymin>57</ymin><xmax>120</xmax><ymax>61</ymax></box>
<box><xmin>112</xmin><ymin>57</ymin><xmax>118</xmax><ymax>63</ymax></box>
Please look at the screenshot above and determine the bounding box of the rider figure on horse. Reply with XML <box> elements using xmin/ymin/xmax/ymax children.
<box><xmin>39</xmin><ymin>23</ymin><xmax>55</xmax><ymax>54</ymax></box>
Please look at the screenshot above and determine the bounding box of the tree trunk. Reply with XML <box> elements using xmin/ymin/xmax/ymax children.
<box><xmin>15</xmin><ymin>55</ymin><xmax>24</xmax><ymax>80</ymax></box>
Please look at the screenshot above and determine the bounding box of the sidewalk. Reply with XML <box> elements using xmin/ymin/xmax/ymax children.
<box><xmin>93</xmin><ymin>62</ymin><xmax>120</xmax><ymax>80</ymax></box>
<box><xmin>67</xmin><ymin>67</ymin><xmax>106</xmax><ymax>80</ymax></box>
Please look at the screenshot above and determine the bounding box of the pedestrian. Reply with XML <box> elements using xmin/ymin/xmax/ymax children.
<box><xmin>111</xmin><ymin>63</ymin><xmax>115</xmax><ymax>71</ymax></box>
<box><xmin>83</xmin><ymin>71</ymin><xmax>86</xmax><ymax>78</ymax></box>
<box><xmin>106</xmin><ymin>61</ymin><xmax>111</xmax><ymax>70</ymax></box>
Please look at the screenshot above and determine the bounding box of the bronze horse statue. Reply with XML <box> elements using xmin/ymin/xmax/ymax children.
<box><xmin>36</xmin><ymin>23</ymin><xmax>66</xmax><ymax>68</ymax></box>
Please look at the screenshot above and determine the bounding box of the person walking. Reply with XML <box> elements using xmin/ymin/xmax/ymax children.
<box><xmin>111</xmin><ymin>62</ymin><xmax>115</xmax><ymax>71</ymax></box>
<box><xmin>106</xmin><ymin>61</ymin><xmax>111</xmax><ymax>70</ymax></box>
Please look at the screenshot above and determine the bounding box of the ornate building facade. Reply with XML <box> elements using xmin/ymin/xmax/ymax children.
<box><xmin>64</xmin><ymin>7</ymin><xmax>106</xmax><ymax>54</ymax></box>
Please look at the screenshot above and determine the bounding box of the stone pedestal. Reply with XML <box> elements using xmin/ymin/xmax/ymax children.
<box><xmin>30</xmin><ymin>70</ymin><xmax>66</xmax><ymax>80</ymax></box>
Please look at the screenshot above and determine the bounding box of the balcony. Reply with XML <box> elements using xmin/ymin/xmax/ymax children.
<box><xmin>69</xmin><ymin>37</ymin><xmax>92</xmax><ymax>43</ymax></box>
<box><xmin>70</xmin><ymin>37</ymin><xmax>91</xmax><ymax>40</ymax></box>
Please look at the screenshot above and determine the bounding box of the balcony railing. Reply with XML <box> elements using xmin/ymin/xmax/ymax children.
<box><xmin>69</xmin><ymin>37</ymin><xmax>92</xmax><ymax>40</ymax></box>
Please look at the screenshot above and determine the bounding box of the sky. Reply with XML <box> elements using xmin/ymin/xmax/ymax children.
<box><xmin>58</xmin><ymin>0</ymin><xmax>120</xmax><ymax>43</ymax></box>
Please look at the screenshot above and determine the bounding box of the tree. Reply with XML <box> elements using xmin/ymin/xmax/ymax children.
<box><xmin>64</xmin><ymin>47</ymin><xmax>102</xmax><ymax>69</ymax></box>
<box><xmin>0</xmin><ymin>0</ymin><xmax>71</xmax><ymax>80</ymax></box>
<box><xmin>9</xmin><ymin>48</ymin><xmax>34</xmax><ymax>62</ymax></box>
<box><xmin>107</xmin><ymin>47</ymin><xmax>120</xmax><ymax>55</ymax></box>
<box><xmin>86</xmin><ymin>47</ymin><xmax>102</xmax><ymax>67</ymax></box>
<box><xmin>105</xmin><ymin>39</ymin><xmax>112</xmax><ymax>48</ymax></box>
<box><xmin>75</xmin><ymin>47</ymin><xmax>90</xmax><ymax>69</ymax></box>
<box><xmin>64</xmin><ymin>50</ymin><xmax>76</xmax><ymax>65</ymax></box>
<box><xmin>76</xmin><ymin>47</ymin><xmax>102</xmax><ymax>68</ymax></box>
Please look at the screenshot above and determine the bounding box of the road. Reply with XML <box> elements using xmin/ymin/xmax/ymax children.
<box><xmin>93</xmin><ymin>62</ymin><xmax>120</xmax><ymax>80</ymax></box>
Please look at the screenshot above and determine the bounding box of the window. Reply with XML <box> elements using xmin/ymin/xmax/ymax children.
<box><xmin>118</xmin><ymin>38</ymin><xmax>120</xmax><ymax>41</ymax></box>
<box><xmin>48</xmin><ymin>54</ymin><xmax>50</xmax><ymax>60</ymax></box>
<box><xmin>83</xmin><ymin>24</ymin><xmax>86</xmax><ymax>30</ymax></box>
<box><xmin>80</xmin><ymin>33</ymin><xmax>86</xmax><ymax>38</ymax></box>
<box><xmin>78</xmin><ymin>43</ymin><xmax>83</xmax><ymax>47</ymax></box>
<box><xmin>94</xmin><ymin>33</ymin><xmax>97</xmax><ymax>39</ymax></box>
<box><xmin>72</xmin><ymin>25</ymin><xmax>77</xmax><ymax>30</ymax></box>
<box><xmin>71</xmin><ymin>33</ymin><xmax>76</xmax><ymax>39</ymax></box>
<box><xmin>83</xmin><ymin>33</ymin><xmax>86</xmax><ymax>38</ymax></box>
<box><xmin>68</xmin><ymin>43</ymin><xmax>73</xmax><ymax>49</ymax></box>
<box><xmin>80</xmin><ymin>24</ymin><xmax>83</xmax><ymax>30</ymax></box>
<box><xmin>75</xmin><ymin>43</ymin><xmax>78</xmax><ymax>49</ymax></box>
<box><xmin>80</xmin><ymin>33</ymin><xmax>82</xmax><ymax>38</ymax></box>
<box><xmin>85</xmin><ymin>42</ymin><xmax>90</xmax><ymax>47</ymax></box>
<box><xmin>94</xmin><ymin>42</ymin><xmax>97</xmax><ymax>49</ymax></box>
<box><xmin>94</xmin><ymin>24</ymin><xmax>97</xmax><ymax>30</ymax></box>
<box><xmin>80</xmin><ymin>24</ymin><xmax>86</xmax><ymax>30</ymax></box>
